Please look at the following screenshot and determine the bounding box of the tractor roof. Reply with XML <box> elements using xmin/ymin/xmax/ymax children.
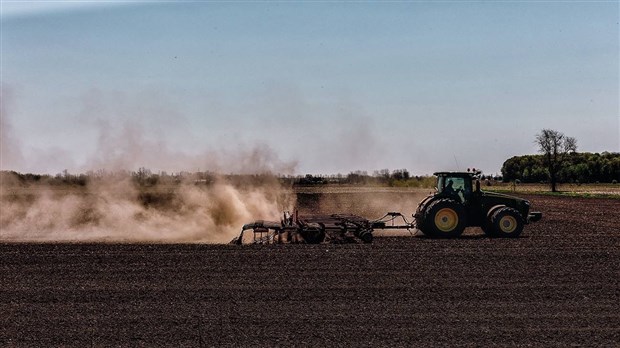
<box><xmin>433</xmin><ymin>172</ymin><xmax>476</xmax><ymax>177</ymax></box>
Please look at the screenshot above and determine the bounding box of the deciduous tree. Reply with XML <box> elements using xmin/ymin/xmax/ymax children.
<box><xmin>535</xmin><ymin>129</ymin><xmax>577</xmax><ymax>192</ymax></box>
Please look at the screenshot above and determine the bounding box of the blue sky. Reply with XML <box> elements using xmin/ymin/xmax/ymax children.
<box><xmin>1</xmin><ymin>1</ymin><xmax>618</xmax><ymax>175</ymax></box>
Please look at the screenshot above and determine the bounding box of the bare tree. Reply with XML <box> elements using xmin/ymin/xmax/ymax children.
<box><xmin>535</xmin><ymin>129</ymin><xmax>577</xmax><ymax>192</ymax></box>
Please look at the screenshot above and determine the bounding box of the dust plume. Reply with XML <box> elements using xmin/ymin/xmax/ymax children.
<box><xmin>0</xmin><ymin>172</ymin><xmax>294</xmax><ymax>243</ymax></box>
<box><xmin>297</xmin><ymin>187</ymin><xmax>430</xmax><ymax>218</ymax></box>
<box><xmin>0</xmin><ymin>85</ymin><xmax>299</xmax><ymax>243</ymax></box>
<box><xmin>0</xmin><ymin>86</ymin><xmax>24</xmax><ymax>171</ymax></box>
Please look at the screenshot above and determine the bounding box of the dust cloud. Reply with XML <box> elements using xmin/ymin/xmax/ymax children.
<box><xmin>0</xmin><ymin>87</ymin><xmax>24</xmax><ymax>171</ymax></box>
<box><xmin>0</xmin><ymin>173</ymin><xmax>294</xmax><ymax>243</ymax></box>
<box><xmin>0</xmin><ymin>84</ymin><xmax>299</xmax><ymax>243</ymax></box>
<box><xmin>310</xmin><ymin>188</ymin><xmax>430</xmax><ymax>218</ymax></box>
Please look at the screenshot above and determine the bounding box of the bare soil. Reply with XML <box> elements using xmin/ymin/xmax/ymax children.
<box><xmin>1</xmin><ymin>193</ymin><xmax>619</xmax><ymax>347</ymax></box>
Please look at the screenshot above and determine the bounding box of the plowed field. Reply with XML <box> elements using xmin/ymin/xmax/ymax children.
<box><xmin>1</xmin><ymin>193</ymin><xmax>619</xmax><ymax>347</ymax></box>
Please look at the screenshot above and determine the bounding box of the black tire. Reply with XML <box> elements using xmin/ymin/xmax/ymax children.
<box><xmin>420</xmin><ymin>198</ymin><xmax>467</xmax><ymax>238</ymax></box>
<box><xmin>355</xmin><ymin>229</ymin><xmax>373</xmax><ymax>243</ymax></box>
<box><xmin>488</xmin><ymin>207</ymin><xmax>524</xmax><ymax>238</ymax></box>
<box><xmin>482</xmin><ymin>205</ymin><xmax>505</xmax><ymax>237</ymax></box>
<box><xmin>416</xmin><ymin>195</ymin><xmax>434</xmax><ymax>216</ymax></box>
<box><xmin>300</xmin><ymin>227</ymin><xmax>326</xmax><ymax>244</ymax></box>
<box><xmin>414</xmin><ymin>195</ymin><xmax>433</xmax><ymax>227</ymax></box>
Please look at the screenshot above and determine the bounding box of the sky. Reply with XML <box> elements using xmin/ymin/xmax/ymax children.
<box><xmin>1</xmin><ymin>1</ymin><xmax>618</xmax><ymax>176</ymax></box>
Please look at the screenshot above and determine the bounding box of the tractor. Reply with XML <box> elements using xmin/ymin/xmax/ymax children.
<box><xmin>414</xmin><ymin>171</ymin><xmax>542</xmax><ymax>238</ymax></box>
<box><xmin>233</xmin><ymin>171</ymin><xmax>542</xmax><ymax>244</ymax></box>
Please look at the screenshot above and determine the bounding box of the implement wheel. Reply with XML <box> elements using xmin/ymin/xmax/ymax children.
<box><xmin>420</xmin><ymin>198</ymin><xmax>466</xmax><ymax>238</ymax></box>
<box><xmin>300</xmin><ymin>227</ymin><xmax>326</xmax><ymax>244</ymax></box>
<box><xmin>488</xmin><ymin>207</ymin><xmax>524</xmax><ymax>238</ymax></box>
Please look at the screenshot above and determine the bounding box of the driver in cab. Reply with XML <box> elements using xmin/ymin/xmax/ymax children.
<box><xmin>444</xmin><ymin>179</ymin><xmax>456</xmax><ymax>195</ymax></box>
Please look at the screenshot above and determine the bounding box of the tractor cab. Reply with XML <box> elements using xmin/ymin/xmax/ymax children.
<box><xmin>434</xmin><ymin>171</ymin><xmax>478</xmax><ymax>203</ymax></box>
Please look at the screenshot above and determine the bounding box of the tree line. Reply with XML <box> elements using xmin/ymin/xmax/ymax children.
<box><xmin>4</xmin><ymin>128</ymin><xmax>617</xmax><ymax>192</ymax></box>
<box><xmin>0</xmin><ymin>168</ymin><xmax>437</xmax><ymax>188</ymax></box>
<box><xmin>502</xmin><ymin>152</ymin><xmax>620</xmax><ymax>185</ymax></box>
<box><xmin>293</xmin><ymin>169</ymin><xmax>435</xmax><ymax>187</ymax></box>
<box><xmin>501</xmin><ymin>129</ymin><xmax>619</xmax><ymax>190</ymax></box>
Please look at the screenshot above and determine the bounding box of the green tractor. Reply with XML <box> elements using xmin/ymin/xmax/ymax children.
<box><xmin>414</xmin><ymin>171</ymin><xmax>542</xmax><ymax>238</ymax></box>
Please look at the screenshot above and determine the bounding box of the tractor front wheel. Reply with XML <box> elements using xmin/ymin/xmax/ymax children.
<box><xmin>487</xmin><ymin>207</ymin><xmax>524</xmax><ymax>238</ymax></box>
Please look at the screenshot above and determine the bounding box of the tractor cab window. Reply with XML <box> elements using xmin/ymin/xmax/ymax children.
<box><xmin>447</xmin><ymin>177</ymin><xmax>465</xmax><ymax>195</ymax></box>
<box><xmin>437</xmin><ymin>176</ymin><xmax>445</xmax><ymax>193</ymax></box>
<box><xmin>438</xmin><ymin>176</ymin><xmax>472</xmax><ymax>203</ymax></box>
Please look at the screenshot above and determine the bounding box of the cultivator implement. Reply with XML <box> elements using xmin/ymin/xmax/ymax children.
<box><xmin>232</xmin><ymin>211</ymin><xmax>415</xmax><ymax>245</ymax></box>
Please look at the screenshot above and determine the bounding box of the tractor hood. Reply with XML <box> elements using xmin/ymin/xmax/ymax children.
<box><xmin>480</xmin><ymin>191</ymin><xmax>528</xmax><ymax>204</ymax></box>
<box><xmin>479</xmin><ymin>190</ymin><xmax>531</xmax><ymax>216</ymax></box>
<box><xmin>479</xmin><ymin>190</ymin><xmax>543</xmax><ymax>223</ymax></box>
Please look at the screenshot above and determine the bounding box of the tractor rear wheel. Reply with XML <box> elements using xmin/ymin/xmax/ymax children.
<box><xmin>420</xmin><ymin>198</ymin><xmax>466</xmax><ymax>238</ymax></box>
<box><xmin>488</xmin><ymin>207</ymin><xmax>524</xmax><ymax>238</ymax></box>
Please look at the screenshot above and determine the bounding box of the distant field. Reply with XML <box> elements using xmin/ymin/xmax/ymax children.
<box><xmin>294</xmin><ymin>182</ymin><xmax>620</xmax><ymax>197</ymax></box>
<box><xmin>484</xmin><ymin>182</ymin><xmax>620</xmax><ymax>196</ymax></box>
<box><xmin>4</xmin><ymin>180</ymin><xmax>618</xmax><ymax>196</ymax></box>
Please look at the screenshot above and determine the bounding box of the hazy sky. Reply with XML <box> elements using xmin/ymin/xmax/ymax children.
<box><xmin>1</xmin><ymin>1</ymin><xmax>618</xmax><ymax>175</ymax></box>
